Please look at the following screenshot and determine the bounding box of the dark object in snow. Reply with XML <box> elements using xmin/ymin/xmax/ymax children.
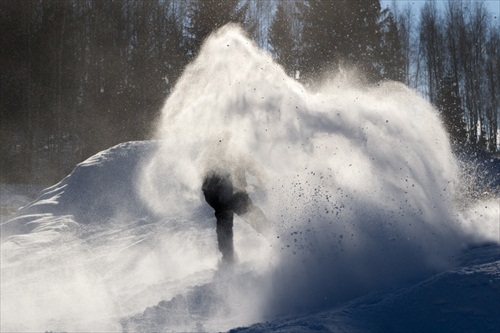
<box><xmin>202</xmin><ymin>171</ymin><xmax>269</xmax><ymax>263</ymax></box>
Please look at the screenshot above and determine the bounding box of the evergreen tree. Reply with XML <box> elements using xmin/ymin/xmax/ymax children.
<box><xmin>436</xmin><ymin>75</ymin><xmax>467</xmax><ymax>146</ymax></box>
<box><xmin>300</xmin><ymin>0</ymin><xmax>384</xmax><ymax>83</ymax></box>
<box><xmin>0</xmin><ymin>0</ymin><xmax>38</xmax><ymax>182</ymax></box>
<box><xmin>377</xmin><ymin>8</ymin><xmax>405</xmax><ymax>82</ymax></box>
<box><xmin>484</xmin><ymin>26</ymin><xmax>499</xmax><ymax>152</ymax></box>
<box><xmin>392</xmin><ymin>3</ymin><xmax>416</xmax><ymax>87</ymax></box>
<box><xmin>187</xmin><ymin>0</ymin><xmax>243</xmax><ymax>58</ymax></box>
<box><xmin>419</xmin><ymin>1</ymin><xmax>445</xmax><ymax>105</ymax></box>
<box><xmin>300</xmin><ymin>0</ymin><xmax>339</xmax><ymax>80</ymax></box>
<box><xmin>269</xmin><ymin>0</ymin><xmax>296</xmax><ymax>76</ymax></box>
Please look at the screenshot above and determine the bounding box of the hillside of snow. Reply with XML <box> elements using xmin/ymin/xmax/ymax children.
<box><xmin>1</xmin><ymin>25</ymin><xmax>499</xmax><ymax>332</ymax></box>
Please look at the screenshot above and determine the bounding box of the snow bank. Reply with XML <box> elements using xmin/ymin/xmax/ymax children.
<box><xmin>23</xmin><ymin>141</ymin><xmax>155</xmax><ymax>223</ymax></box>
<box><xmin>1</xmin><ymin>141</ymin><xmax>223</xmax><ymax>331</ymax></box>
<box><xmin>1</xmin><ymin>141</ymin><xmax>160</xmax><ymax>243</ymax></box>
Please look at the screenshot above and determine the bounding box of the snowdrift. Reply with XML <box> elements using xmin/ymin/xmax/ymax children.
<box><xmin>1</xmin><ymin>25</ymin><xmax>499</xmax><ymax>332</ymax></box>
<box><xmin>1</xmin><ymin>141</ymin><xmax>157</xmax><ymax>237</ymax></box>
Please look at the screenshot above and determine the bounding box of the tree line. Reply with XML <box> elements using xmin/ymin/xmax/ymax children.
<box><xmin>1</xmin><ymin>0</ymin><xmax>498</xmax><ymax>184</ymax></box>
<box><xmin>415</xmin><ymin>1</ymin><xmax>499</xmax><ymax>154</ymax></box>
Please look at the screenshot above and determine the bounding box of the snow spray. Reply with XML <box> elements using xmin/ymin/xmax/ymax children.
<box><xmin>139</xmin><ymin>24</ymin><xmax>499</xmax><ymax>322</ymax></box>
<box><xmin>1</xmin><ymin>24</ymin><xmax>498</xmax><ymax>332</ymax></box>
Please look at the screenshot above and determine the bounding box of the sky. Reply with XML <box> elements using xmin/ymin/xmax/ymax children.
<box><xmin>380</xmin><ymin>0</ymin><xmax>500</xmax><ymax>21</ymax></box>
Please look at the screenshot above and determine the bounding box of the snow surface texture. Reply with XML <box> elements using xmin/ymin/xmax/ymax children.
<box><xmin>232</xmin><ymin>244</ymin><xmax>500</xmax><ymax>333</ymax></box>
<box><xmin>1</xmin><ymin>25</ymin><xmax>499</xmax><ymax>332</ymax></box>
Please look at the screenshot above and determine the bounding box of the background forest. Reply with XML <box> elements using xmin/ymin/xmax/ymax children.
<box><xmin>1</xmin><ymin>0</ymin><xmax>499</xmax><ymax>184</ymax></box>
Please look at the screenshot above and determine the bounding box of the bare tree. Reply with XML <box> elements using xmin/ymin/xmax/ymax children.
<box><xmin>419</xmin><ymin>1</ymin><xmax>446</xmax><ymax>104</ymax></box>
<box><xmin>484</xmin><ymin>23</ymin><xmax>499</xmax><ymax>152</ymax></box>
<box><xmin>393</xmin><ymin>2</ymin><xmax>418</xmax><ymax>88</ymax></box>
<box><xmin>269</xmin><ymin>0</ymin><xmax>303</xmax><ymax>77</ymax></box>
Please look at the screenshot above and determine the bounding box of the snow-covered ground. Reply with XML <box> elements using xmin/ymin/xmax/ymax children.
<box><xmin>1</xmin><ymin>25</ymin><xmax>499</xmax><ymax>332</ymax></box>
<box><xmin>233</xmin><ymin>244</ymin><xmax>500</xmax><ymax>333</ymax></box>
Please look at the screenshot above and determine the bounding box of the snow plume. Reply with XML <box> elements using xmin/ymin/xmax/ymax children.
<box><xmin>139</xmin><ymin>24</ymin><xmax>499</xmax><ymax>322</ymax></box>
<box><xmin>1</xmin><ymin>24</ymin><xmax>498</xmax><ymax>332</ymax></box>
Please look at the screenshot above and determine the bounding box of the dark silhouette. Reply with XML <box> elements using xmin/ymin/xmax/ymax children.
<box><xmin>202</xmin><ymin>171</ymin><xmax>270</xmax><ymax>263</ymax></box>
